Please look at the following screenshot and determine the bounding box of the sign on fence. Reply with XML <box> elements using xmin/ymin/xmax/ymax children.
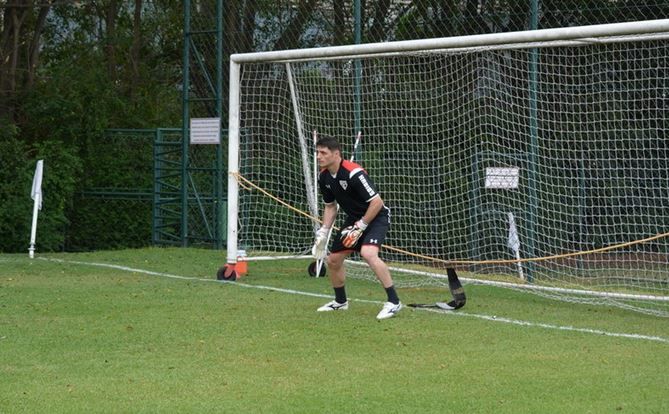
<box><xmin>190</xmin><ymin>118</ymin><xmax>221</xmax><ymax>144</ymax></box>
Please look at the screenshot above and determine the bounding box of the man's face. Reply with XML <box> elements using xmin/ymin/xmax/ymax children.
<box><xmin>316</xmin><ymin>146</ymin><xmax>340</xmax><ymax>169</ymax></box>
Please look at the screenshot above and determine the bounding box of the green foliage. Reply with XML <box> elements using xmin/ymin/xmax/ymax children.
<box><xmin>66</xmin><ymin>131</ymin><xmax>154</xmax><ymax>251</ymax></box>
<box><xmin>5</xmin><ymin>3</ymin><xmax>183</xmax><ymax>252</ymax></box>
<box><xmin>0</xmin><ymin>130</ymin><xmax>32</xmax><ymax>253</ymax></box>
<box><xmin>22</xmin><ymin>66</ymin><xmax>122</xmax><ymax>145</ymax></box>
<box><xmin>32</xmin><ymin>141</ymin><xmax>83</xmax><ymax>252</ymax></box>
<box><xmin>0</xmin><ymin>131</ymin><xmax>81</xmax><ymax>253</ymax></box>
<box><xmin>66</xmin><ymin>198</ymin><xmax>152</xmax><ymax>251</ymax></box>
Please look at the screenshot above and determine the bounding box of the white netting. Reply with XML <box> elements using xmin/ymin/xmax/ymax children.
<box><xmin>233</xmin><ymin>32</ymin><xmax>669</xmax><ymax>317</ymax></box>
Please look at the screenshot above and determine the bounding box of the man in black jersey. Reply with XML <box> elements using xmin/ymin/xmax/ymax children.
<box><xmin>312</xmin><ymin>135</ymin><xmax>402</xmax><ymax>320</ymax></box>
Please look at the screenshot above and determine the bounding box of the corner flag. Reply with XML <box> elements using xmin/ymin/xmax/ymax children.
<box><xmin>507</xmin><ymin>212</ymin><xmax>520</xmax><ymax>252</ymax></box>
<box><xmin>29</xmin><ymin>160</ymin><xmax>44</xmax><ymax>258</ymax></box>
<box><xmin>31</xmin><ymin>160</ymin><xmax>44</xmax><ymax>210</ymax></box>
<box><xmin>507</xmin><ymin>212</ymin><xmax>525</xmax><ymax>280</ymax></box>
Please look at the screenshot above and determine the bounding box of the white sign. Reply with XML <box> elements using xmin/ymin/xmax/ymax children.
<box><xmin>190</xmin><ymin>117</ymin><xmax>221</xmax><ymax>144</ymax></box>
<box><xmin>485</xmin><ymin>167</ymin><xmax>519</xmax><ymax>189</ymax></box>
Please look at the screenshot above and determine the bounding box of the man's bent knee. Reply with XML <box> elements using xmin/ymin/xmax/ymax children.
<box><xmin>360</xmin><ymin>246</ymin><xmax>380</xmax><ymax>262</ymax></box>
<box><xmin>327</xmin><ymin>252</ymin><xmax>347</xmax><ymax>268</ymax></box>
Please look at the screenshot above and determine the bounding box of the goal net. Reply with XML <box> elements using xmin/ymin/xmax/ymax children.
<box><xmin>227</xmin><ymin>20</ymin><xmax>669</xmax><ymax>317</ymax></box>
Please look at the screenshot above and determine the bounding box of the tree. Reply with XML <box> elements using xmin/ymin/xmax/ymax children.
<box><xmin>0</xmin><ymin>0</ymin><xmax>53</xmax><ymax>122</ymax></box>
<box><xmin>0</xmin><ymin>0</ymin><xmax>185</xmax><ymax>252</ymax></box>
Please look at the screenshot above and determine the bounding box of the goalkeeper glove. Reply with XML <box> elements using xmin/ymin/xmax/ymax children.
<box><xmin>312</xmin><ymin>227</ymin><xmax>330</xmax><ymax>260</ymax></box>
<box><xmin>341</xmin><ymin>219</ymin><xmax>368</xmax><ymax>248</ymax></box>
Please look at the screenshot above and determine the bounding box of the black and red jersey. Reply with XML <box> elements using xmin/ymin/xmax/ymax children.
<box><xmin>318</xmin><ymin>160</ymin><xmax>389</xmax><ymax>220</ymax></box>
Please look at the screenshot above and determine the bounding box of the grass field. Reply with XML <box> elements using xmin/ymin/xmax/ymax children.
<box><xmin>1</xmin><ymin>247</ymin><xmax>668</xmax><ymax>413</ymax></box>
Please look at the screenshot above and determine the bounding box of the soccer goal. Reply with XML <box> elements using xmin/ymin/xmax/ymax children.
<box><xmin>225</xmin><ymin>19</ymin><xmax>669</xmax><ymax>317</ymax></box>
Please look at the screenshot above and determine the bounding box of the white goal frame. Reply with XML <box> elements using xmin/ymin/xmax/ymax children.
<box><xmin>226</xmin><ymin>18</ymin><xmax>669</xmax><ymax>266</ymax></box>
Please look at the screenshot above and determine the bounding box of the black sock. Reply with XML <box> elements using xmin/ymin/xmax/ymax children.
<box><xmin>385</xmin><ymin>285</ymin><xmax>400</xmax><ymax>304</ymax></box>
<box><xmin>334</xmin><ymin>286</ymin><xmax>347</xmax><ymax>304</ymax></box>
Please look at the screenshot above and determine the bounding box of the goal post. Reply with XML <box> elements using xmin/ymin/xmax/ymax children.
<box><xmin>226</xmin><ymin>19</ymin><xmax>669</xmax><ymax>316</ymax></box>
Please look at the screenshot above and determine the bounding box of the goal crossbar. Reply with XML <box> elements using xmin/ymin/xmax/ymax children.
<box><xmin>230</xmin><ymin>19</ymin><xmax>669</xmax><ymax>64</ymax></box>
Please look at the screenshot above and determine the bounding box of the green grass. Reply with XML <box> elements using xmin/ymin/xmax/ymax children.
<box><xmin>1</xmin><ymin>247</ymin><xmax>668</xmax><ymax>413</ymax></box>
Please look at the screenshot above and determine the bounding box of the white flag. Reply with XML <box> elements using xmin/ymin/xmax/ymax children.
<box><xmin>507</xmin><ymin>212</ymin><xmax>520</xmax><ymax>252</ymax></box>
<box><xmin>31</xmin><ymin>160</ymin><xmax>44</xmax><ymax>210</ymax></box>
<box><xmin>507</xmin><ymin>212</ymin><xmax>525</xmax><ymax>281</ymax></box>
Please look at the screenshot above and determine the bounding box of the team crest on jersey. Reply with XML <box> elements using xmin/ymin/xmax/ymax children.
<box><xmin>339</xmin><ymin>180</ymin><xmax>348</xmax><ymax>190</ymax></box>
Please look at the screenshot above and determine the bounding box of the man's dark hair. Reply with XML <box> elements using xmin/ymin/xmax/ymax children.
<box><xmin>315</xmin><ymin>135</ymin><xmax>341</xmax><ymax>153</ymax></box>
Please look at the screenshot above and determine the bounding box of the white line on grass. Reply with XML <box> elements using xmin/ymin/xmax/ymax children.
<box><xmin>39</xmin><ymin>257</ymin><xmax>669</xmax><ymax>344</ymax></box>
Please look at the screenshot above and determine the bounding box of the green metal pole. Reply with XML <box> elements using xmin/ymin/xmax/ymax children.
<box><xmin>181</xmin><ymin>0</ymin><xmax>191</xmax><ymax>247</ymax></box>
<box><xmin>525</xmin><ymin>0</ymin><xmax>540</xmax><ymax>282</ymax></box>
<box><xmin>353</xmin><ymin>0</ymin><xmax>362</xmax><ymax>153</ymax></box>
<box><xmin>216</xmin><ymin>0</ymin><xmax>224</xmax><ymax>249</ymax></box>
<box><xmin>152</xmin><ymin>129</ymin><xmax>160</xmax><ymax>245</ymax></box>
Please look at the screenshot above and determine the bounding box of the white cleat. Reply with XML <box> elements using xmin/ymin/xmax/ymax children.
<box><xmin>376</xmin><ymin>302</ymin><xmax>402</xmax><ymax>320</ymax></box>
<box><xmin>317</xmin><ymin>300</ymin><xmax>349</xmax><ymax>312</ymax></box>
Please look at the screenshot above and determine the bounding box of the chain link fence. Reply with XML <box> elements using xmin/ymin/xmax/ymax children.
<box><xmin>186</xmin><ymin>0</ymin><xmax>669</xmax><ymax>141</ymax></box>
<box><xmin>66</xmin><ymin>129</ymin><xmax>188</xmax><ymax>251</ymax></box>
<box><xmin>79</xmin><ymin>2</ymin><xmax>665</xmax><ymax>251</ymax></box>
<box><xmin>192</xmin><ymin>1</ymin><xmax>669</xmax><ymax>54</ymax></box>
<box><xmin>66</xmin><ymin>130</ymin><xmax>155</xmax><ymax>251</ymax></box>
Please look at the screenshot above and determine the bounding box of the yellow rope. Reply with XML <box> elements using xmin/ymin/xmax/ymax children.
<box><xmin>233</xmin><ymin>172</ymin><xmax>324</xmax><ymax>225</ymax></box>
<box><xmin>232</xmin><ymin>172</ymin><xmax>669</xmax><ymax>266</ymax></box>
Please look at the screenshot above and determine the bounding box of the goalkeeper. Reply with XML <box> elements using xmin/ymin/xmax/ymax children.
<box><xmin>312</xmin><ymin>135</ymin><xmax>401</xmax><ymax>320</ymax></box>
